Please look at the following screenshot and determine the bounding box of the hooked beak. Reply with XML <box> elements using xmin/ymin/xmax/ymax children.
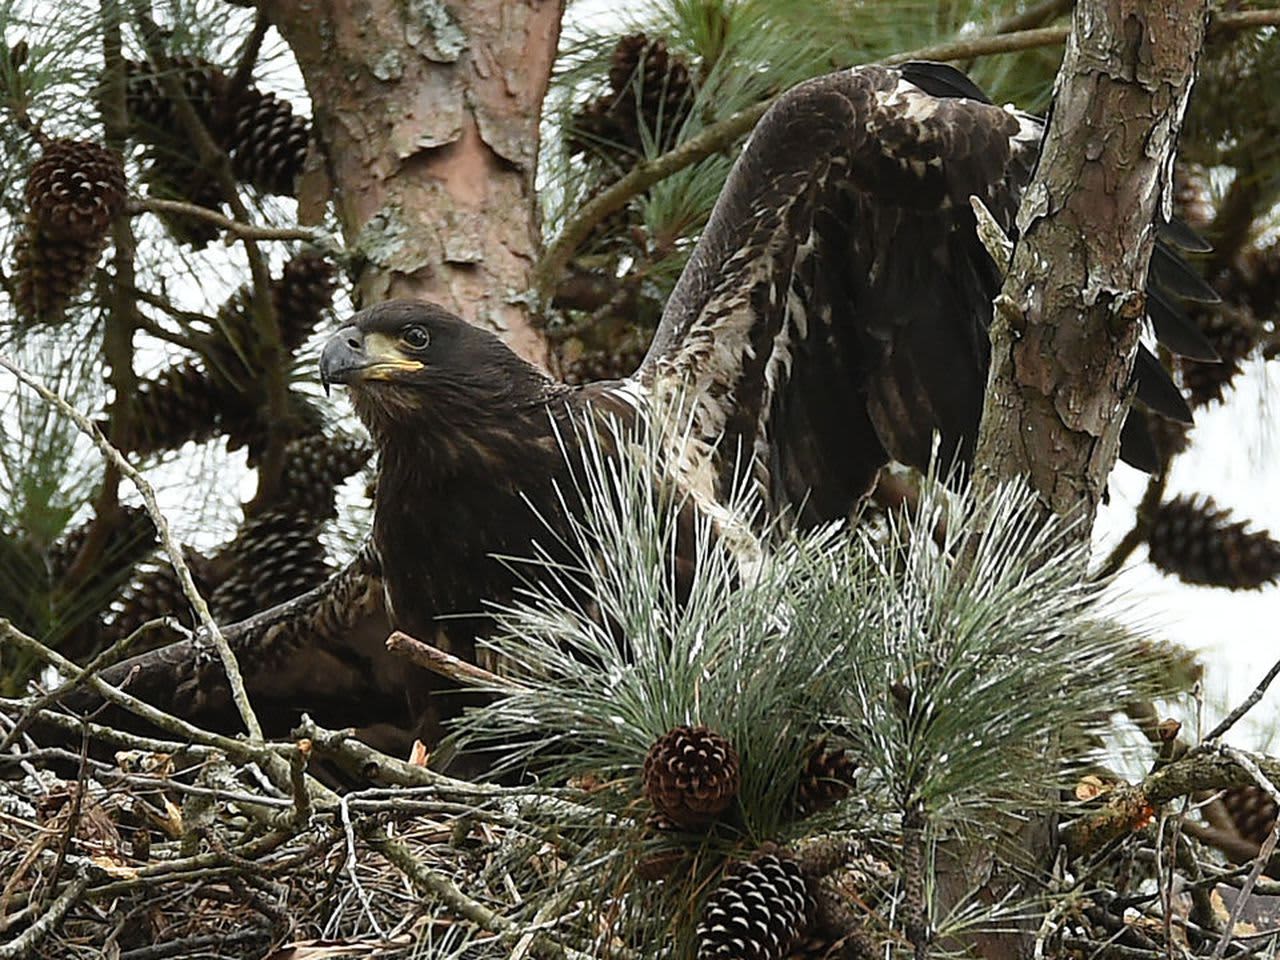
<box><xmin>319</xmin><ymin>326</ymin><xmax>424</xmax><ymax>395</ymax></box>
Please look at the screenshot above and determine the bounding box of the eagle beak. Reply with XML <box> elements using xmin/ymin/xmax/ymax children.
<box><xmin>320</xmin><ymin>326</ymin><xmax>423</xmax><ymax>393</ymax></box>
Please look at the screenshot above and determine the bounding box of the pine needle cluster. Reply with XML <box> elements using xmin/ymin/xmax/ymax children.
<box><xmin>455</xmin><ymin>405</ymin><xmax>1181</xmax><ymax>952</ymax></box>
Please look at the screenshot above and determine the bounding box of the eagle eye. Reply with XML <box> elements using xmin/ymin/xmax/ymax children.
<box><xmin>401</xmin><ymin>324</ymin><xmax>430</xmax><ymax>350</ymax></box>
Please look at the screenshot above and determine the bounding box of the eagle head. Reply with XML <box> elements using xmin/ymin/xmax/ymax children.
<box><xmin>319</xmin><ymin>299</ymin><xmax>550</xmax><ymax>435</ymax></box>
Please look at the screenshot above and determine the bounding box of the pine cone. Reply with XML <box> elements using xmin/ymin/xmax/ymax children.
<box><xmin>697</xmin><ymin>853</ymin><xmax>814</xmax><ymax>960</ymax></box>
<box><xmin>1180</xmin><ymin>305</ymin><xmax>1258</xmax><ymax>407</ymax></box>
<box><xmin>795</xmin><ymin>743</ymin><xmax>857</xmax><ymax>817</ymax></box>
<box><xmin>212</xmin><ymin>251</ymin><xmax>338</xmax><ymax>368</ymax></box>
<box><xmin>140</xmin><ymin>143</ymin><xmax>231</xmax><ymax>247</ymax></box>
<box><xmin>210</xmin><ymin>509</ymin><xmax>330</xmax><ymax>621</ymax></box>
<box><xmin>123</xmin><ymin>55</ymin><xmax>312</xmax><ymax>220</ymax></box>
<box><xmin>279</xmin><ymin>432</ymin><xmax>373</xmax><ymax>521</ymax></box>
<box><xmin>568</xmin><ymin>32</ymin><xmax>692</xmax><ymax>162</ymax></box>
<box><xmin>48</xmin><ymin>506</ymin><xmax>157</xmax><ymax>588</ymax></box>
<box><xmin>12</xmin><ymin>217</ymin><xmax>103</xmax><ymax>321</ymax></box>
<box><xmin>560</xmin><ymin>327</ymin><xmax>650</xmax><ymax>384</ymax></box>
<box><xmin>124</xmin><ymin>57</ymin><xmax>230</xmax><ymax>134</ymax></box>
<box><xmin>1221</xmin><ymin>784</ymin><xmax>1278</xmax><ymax>848</ymax></box>
<box><xmin>608</xmin><ymin>33</ymin><xmax>652</xmax><ymax>93</ymax></box>
<box><xmin>1144</xmin><ymin>410</ymin><xmax>1191</xmax><ymax>469</ymax></box>
<box><xmin>13</xmin><ymin>138</ymin><xmax>126</xmax><ymax>322</ymax></box>
<box><xmin>228</xmin><ymin>88</ymin><xmax>311</xmax><ymax>196</ymax></box>
<box><xmin>637</xmin><ymin>37</ymin><xmax>690</xmax><ymax>134</ymax></box>
<box><xmin>272</xmin><ymin>252</ymin><xmax>338</xmax><ymax>351</ymax></box>
<box><xmin>101</xmin><ymin>557</ymin><xmax>208</xmax><ymax>643</ymax></box>
<box><xmin>1147</xmin><ymin>496</ymin><xmax>1280</xmax><ymax>590</ymax></box>
<box><xmin>643</xmin><ymin>725</ymin><xmax>740</xmax><ymax>827</ymax></box>
<box><xmin>25</xmin><ymin>138</ymin><xmax>127</xmax><ymax>240</ymax></box>
<box><xmin>1233</xmin><ymin>241</ymin><xmax>1280</xmax><ymax>326</ymax></box>
<box><xmin>124</xmin><ymin>362</ymin><xmax>253</xmax><ymax>457</ymax></box>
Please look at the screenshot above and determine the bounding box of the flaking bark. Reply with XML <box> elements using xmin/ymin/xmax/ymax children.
<box><xmin>263</xmin><ymin>0</ymin><xmax>562</xmax><ymax>366</ymax></box>
<box><xmin>972</xmin><ymin>0</ymin><xmax>1208</xmax><ymax>527</ymax></box>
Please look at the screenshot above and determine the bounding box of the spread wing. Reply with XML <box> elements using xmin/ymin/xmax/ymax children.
<box><xmin>640</xmin><ymin>62</ymin><xmax>1209</xmax><ymax>524</ymax></box>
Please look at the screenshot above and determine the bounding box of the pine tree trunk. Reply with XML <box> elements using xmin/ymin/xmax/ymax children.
<box><xmin>972</xmin><ymin>0</ymin><xmax>1208</xmax><ymax>529</ymax></box>
<box><xmin>263</xmin><ymin>0</ymin><xmax>563</xmax><ymax>366</ymax></box>
<box><xmin>952</xmin><ymin>4</ymin><xmax>1209</xmax><ymax>957</ymax></box>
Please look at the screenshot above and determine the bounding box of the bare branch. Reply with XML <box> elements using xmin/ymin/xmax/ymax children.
<box><xmin>1205</xmin><ymin>656</ymin><xmax>1280</xmax><ymax>743</ymax></box>
<box><xmin>386</xmin><ymin>630</ymin><xmax>525</xmax><ymax>691</ymax></box>
<box><xmin>0</xmin><ymin>356</ymin><xmax>264</xmax><ymax>741</ymax></box>
<box><xmin>130</xmin><ymin>196</ymin><xmax>335</xmax><ymax>246</ymax></box>
<box><xmin>0</xmin><ymin>616</ymin><xmax>177</xmax><ymax>754</ymax></box>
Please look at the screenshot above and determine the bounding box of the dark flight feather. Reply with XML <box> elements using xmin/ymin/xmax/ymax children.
<box><xmin>1148</xmin><ymin>286</ymin><xmax>1219</xmax><ymax>361</ymax></box>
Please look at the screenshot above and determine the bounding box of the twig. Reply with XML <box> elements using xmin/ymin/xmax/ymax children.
<box><xmin>367</xmin><ymin>830</ymin><xmax>598</xmax><ymax>960</ymax></box>
<box><xmin>1098</xmin><ymin>468</ymin><xmax>1169</xmax><ymax>579</ymax></box>
<box><xmin>0</xmin><ymin>616</ymin><xmax>173</xmax><ymax>754</ymax></box>
<box><xmin>0</xmin><ymin>356</ymin><xmax>263</xmax><ymax>742</ymax></box>
<box><xmin>1205</xmin><ymin>656</ymin><xmax>1280</xmax><ymax>743</ymax></box>
<box><xmin>0</xmin><ymin>699</ymin><xmax>246</xmax><ymax>760</ymax></box>
<box><xmin>293</xmin><ymin>714</ymin><xmax>479</xmax><ymax>791</ymax></box>
<box><xmin>290</xmin><ymin>740</ymin><xmax>313</xmax><ymax>826</ymax></box>
<box><xmin>1063</xmin><ymin>746</ymin><xmax>1280</xmax><ymax>856</ymax></box>
<box><xmin>227</xmin><ymin>11</ymin><xmax>269</xmax><ymax>104</ymax></box>
<box><xmin>130</xmin><ymin>197</ymin><xmax>333</xmax><ymax>245</ymax></box>
<box><xmin>1211</xmin><ymin>748</ymin><xmax>1280</xmax><ymax>960</ymax></box>
<box><xmin>1</xmin><ymin>614</ymin><xmax>265</xmax><ymax>765</ymax></box>
<box><xmin>0</xmin><ymin>875</ymin><xmax>87</xmax><ymax>959</ymax></box>
<box><xmin>386</xmin><ymin>631</ymin><xmax>525</xmax><ymax>690</ymax></box>
<box><xmin>534</xmin><ymin>8</ymin><xmax>1280</xmax><ymax>301</ymax></box>
<box><xmin>94</xmin><ymin>0</ymin><xmax>139</xmax><ymax>581</ymax></box>
<box><xmin>340</xmin><ymin>794</ymin><xmax>386</xmax><ymax>937</ymax></box>
<box><xmin>46</xmin><ymin>718</ymin><xmax>95</xmax><ymax>908</ymax></box>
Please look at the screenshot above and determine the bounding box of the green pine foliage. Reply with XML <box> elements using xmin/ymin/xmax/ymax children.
<box><xmin>455</xmin><ymin>402</ymin><xmax>1181</xmax><ymax>950</ymax></box>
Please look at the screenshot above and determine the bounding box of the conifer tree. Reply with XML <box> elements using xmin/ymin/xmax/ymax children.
<box><xmin>0</xmin><ymin>1</ymin><xmax>1278</xmax><ymax>957</ymax></box>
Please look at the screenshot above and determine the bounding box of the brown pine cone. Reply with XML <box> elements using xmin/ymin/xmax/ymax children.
<box><xmin>1221</xmin><ymin>784</ymin><xmax>1278</xmax><ymax>848</ymax></box>
<box><xmin>25</xmin><ymin>138</ymin><xmax>127</xmax><ymax>240</ymax></box>
<box><xmin>1180</xmin><ymin>305</ymin><xmax>1258</xmax><ymax>408</ymax></box>
<box><xmin>643</xmin><ymin>724</ymin><xmax>740</xmax><ymax>827</ymax></box>
<box><xmin>1147</xmin><ymin>496</ymin><xmax>1280</xmax><ymax>590</ymax></box>
<box><xmin>271</xmin><ymin>251</ymin><xmax>338</xmax><ymax>351</ymax></box>
<box><xmin>795</xmin><ymin>743</ymin><xmax>857</xmax><ymax>817</ymax></box>
<box><xmin>228</xmin><ymin>87</ymin><xmax>311</xmax><ymax>196</ymax></box>
<box><xmin>11</xmin><ymin>217</ymin><xmax>103</xmax><ymax>322</ymax></box>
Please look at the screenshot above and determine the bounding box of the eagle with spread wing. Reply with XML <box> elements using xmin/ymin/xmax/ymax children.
<box><xmin>109</xmin><ymin>62</ymin><xmax>1216</xmax><ymax>749</ymax></box>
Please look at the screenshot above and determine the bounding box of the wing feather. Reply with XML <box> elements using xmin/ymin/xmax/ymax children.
<box><xmin>640</xmin><ymin>64</ymin><xmax>1035</xmax><ymax>518</ymax></box>
<box><xmin>640</xmin><ymin>62</ymin><xmax>1212</xmax><ymax>519</ymax></box>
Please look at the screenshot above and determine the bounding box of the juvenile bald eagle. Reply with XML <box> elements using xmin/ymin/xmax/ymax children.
<box><xmin>318</xmin><ymin>62</ymin><xmax>1211</xmax><ymax>675</ymax></box>
<box><xmin>105</xmin><ymin>62</ymin><xmax>1215</xmax><ymax>748</ymax></box>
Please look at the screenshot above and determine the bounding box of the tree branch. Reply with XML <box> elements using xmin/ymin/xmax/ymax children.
<box><xmin>1064</xmin><ymin>745</ymin><xmax>1280</xmax><ymax>856</ymax></box>
<box><xmin>0</xmin><ymin>356</ymin><xmax>264</xmax><ymax>742</ymax></box>
<box><xmin>130</xmin><ymin>197</ymin><xmax>336</xmax><ymax>246</ymax></box>
<box><xmin>386</xmin><ymin>630</ymin><xmax>524</xmax><ymax>691</ymax></box>
<box><xmin>1204</xmin><ymin>655</ymin><xmax>1280</xmax><ymax>743</ymax></box>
